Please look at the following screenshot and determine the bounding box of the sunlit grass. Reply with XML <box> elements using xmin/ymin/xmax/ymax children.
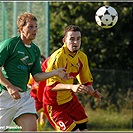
<box><xmin>8</xmin><ymin>108</ymin><xmax>132</xmax><ymax>131</ymax></box>
<box><xmin>86</xmin><ymin>108</ymin><xmax>132</xmax><ymax>131</ymax></box>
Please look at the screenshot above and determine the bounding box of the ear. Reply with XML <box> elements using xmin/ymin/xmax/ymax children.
<box><xmin>19</xmin><ymin>27</ymin><xmax>24</xmax><ymax>33</ymax></box>
<box><xmin>62</xmin><ymin>38</ymin><xmax>65</xmax><ymax>43</ymax></box>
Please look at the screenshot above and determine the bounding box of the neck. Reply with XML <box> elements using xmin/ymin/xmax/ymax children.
<box><xmin>21</xmin><ymin>35</ymin><xmax>32</xmax><ymax>45</ymax></box>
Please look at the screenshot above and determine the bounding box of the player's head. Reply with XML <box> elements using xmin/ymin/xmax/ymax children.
<box><xmin>17</xmin><ymin>12</ymin><xmax>38</xmax><ymax>41</ymax></box>
<box><xmin>63</xmin><ymin>25</ymin><xmax>81</xmax><ymax>53</ymax></box>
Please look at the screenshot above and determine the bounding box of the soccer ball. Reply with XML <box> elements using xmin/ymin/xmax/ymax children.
<box><xmin>95</xmin><ymin>6</ymin><xmax>118</xmax><ymax>28</ymax></box>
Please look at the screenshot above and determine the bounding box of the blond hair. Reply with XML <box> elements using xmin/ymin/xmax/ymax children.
<box><xmin>17</xmin><ymin>12</ymin><xmax>37</xmax><ymax>33</ymax></box>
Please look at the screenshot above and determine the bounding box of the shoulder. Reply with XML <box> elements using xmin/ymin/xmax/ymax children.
<box><xmin>51</xmin><ymin>47</ymin><xmax>65</xmax><ymax>59</ymax></box>
<box><xmin>31</xmin><ymin>42</ymin><xmax>41</xmax><ymax>57</ymax></box>
<box><xmin>0</xmin><ymin>36</ymin><xmax>21</xmax><ymax>52</ymax></box>
<box><xmin>78</xmin><ymin>50</ymin><xmax>88</xmax><ymax>58</ymax></box>
<box><xmin>31</xmin><ymin>42</ymin><xmax>40</xmax><ymax>51</ymax></box>
<box><xmin>0</xmin><ymin>36</ymin><xmax>19</xmax><ymax>46</ymax></box>
<box><xmin>78</xmin><ymin>50</ymin><xmax>88</xmax><ymax>62</ymax></box>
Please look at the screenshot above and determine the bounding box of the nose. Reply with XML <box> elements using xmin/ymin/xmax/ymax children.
<box><xmin>73</xmin><ymin>40</ymin><xmax>77</xmax><ymax>44</ymax></box>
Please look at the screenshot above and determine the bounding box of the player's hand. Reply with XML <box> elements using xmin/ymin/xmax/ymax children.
<box><xmin>7</xmin><ymin>86</ymin><xmax>22</xmax><ymax>100</ymax></box>
<box><xmin>55</xmin><ymin>68</ymin><xmax>74</xmax><ymax>80</ymax></box>
<box><xmin>91</xmin><ymin>90</ymin><xmax>101</xmax><ymax>102</ymax></box>
<box><xmin>72</xmin><ymin>84</ymin><xmax>88</xmax><ymax>93</ymax></box>
<box><xmin>86</xmin><ymin>85</ymin><xmax>101</xmax><ymax>102</ymax></box>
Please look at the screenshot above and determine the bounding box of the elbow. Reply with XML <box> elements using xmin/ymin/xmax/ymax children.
<box><xmin>33</xmin><ymin>73</ymin><xmax>40</xmax><ymax>82</ymax></box>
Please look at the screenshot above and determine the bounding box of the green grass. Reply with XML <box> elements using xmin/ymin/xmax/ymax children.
<box><xmin>86</xmin><ymin>108</ymin><xmax>133</xmax><ymax>131</ymax></box>
<box><xmin>8</xmin><ymin>108</ymin><xmax>132</xmax><ymax>131</ymax></box>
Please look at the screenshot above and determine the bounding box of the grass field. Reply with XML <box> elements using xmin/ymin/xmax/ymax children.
<box><xmin>8</xmin><ymin>108</ymin><xmax>132</xmax><ymax>132</ymax></box>
<box><xmin>86</xmin><ymin>108</ymin><xmax>132</xmax><ymax>131</ymax></box>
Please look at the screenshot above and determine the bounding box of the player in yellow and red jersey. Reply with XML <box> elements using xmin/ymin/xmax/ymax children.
<box><xmin>42</xmin><ymin>25</ymin><xmax>101</xmax><ymax>131</ymax></box>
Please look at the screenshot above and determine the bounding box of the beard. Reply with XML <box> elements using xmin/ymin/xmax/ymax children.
<box><xmin>73</xmin><ymin>49</ymin><xmax>78</xmax><ymax>52</ymax></box>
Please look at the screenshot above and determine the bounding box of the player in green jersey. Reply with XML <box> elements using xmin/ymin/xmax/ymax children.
<box><xmin>0</xmin><ymin>12</ymin><xmax>70</xmax><ymax>131</ymax></box>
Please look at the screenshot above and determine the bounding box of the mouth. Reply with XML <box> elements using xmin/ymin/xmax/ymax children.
<box><xmin>32</xmin><ymin>33</ymin><xmax>36</xmax><ymax>37</ymax></box>
<box><xmin>73</xmin><ymin>46</ymin><xmax>78</xmax><ymax>49</ymax></box>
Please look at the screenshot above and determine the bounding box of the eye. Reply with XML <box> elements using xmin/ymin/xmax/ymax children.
<box><xmin>29</xmin><ymin>26</ymin><xmax>33</xmax><ymax>28</ymax></box>
<box><xmin>70</xmin><ymin>37</ymin><xmax>75</xmax><ymax>41</ymax></box>
<box><xmin>77</xmin><ymin>37</ymin><xmax>81</xmax><ymax>41</ymax></box>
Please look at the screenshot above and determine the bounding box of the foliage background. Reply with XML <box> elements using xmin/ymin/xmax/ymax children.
<box><xmin>0</xmin><ymin>1</ymin><xmax>132</xmax><ymax>131</ymax></box>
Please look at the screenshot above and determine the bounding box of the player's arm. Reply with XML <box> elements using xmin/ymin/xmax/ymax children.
<box><xmin>52</xmin><ymin>83</ymin><xmax>101</xmax><ymax>102</ymax></box>
<box><xmin>86</xmin><ymin>85</ymin><xmax>101</xmax><ymax>102</ymax></box>
<box><xmin>51</xmin><ymin>83</ymin><xmax>88</xmax><ymax>94</ymax></box>
<box><xmin>0</xmin><ymin>67</ymin><xmax>14</xmax><ymax>89</ymax></box>
<box><xmin>33</xmin><ymin>68</ymin><xmax>71</xmax><ymax>82</ymax></box>
<box><xmin>0</xmin><ymin>67</ymin><xmax>22</xmax><ymax>99</ymax></box>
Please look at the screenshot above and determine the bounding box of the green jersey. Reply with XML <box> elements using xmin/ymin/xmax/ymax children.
<box><xmin>0</xmin><ymin>36</ymin><xmax>42</xmax><ymax>92</ymax></box>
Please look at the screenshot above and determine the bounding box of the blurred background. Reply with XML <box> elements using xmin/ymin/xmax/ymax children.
<box><xmin>0</xmin><ymin>1</ymin><xmax>132</xmax><ymax>131</ymax></box>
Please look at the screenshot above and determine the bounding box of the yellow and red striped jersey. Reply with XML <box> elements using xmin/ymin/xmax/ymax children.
<box><xmin>43</xmin><ymin>44</ymin><xmax>93</xmax><ymax>105</ymax></box>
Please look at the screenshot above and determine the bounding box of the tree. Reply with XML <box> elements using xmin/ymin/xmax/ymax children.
<box><xmin>49</xmin><ymin>2</ymin><xmax>132</xmax><ymax>71</ymax></box>
<box><xmin>49</xmin><ymin>2</ymin><xmax>132</xmax><ymax>110</ymax></box>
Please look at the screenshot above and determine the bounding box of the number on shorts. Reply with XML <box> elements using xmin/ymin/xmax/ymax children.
<box><xmin>58</xmin><ymin>121</ymin><xmax>66</xmax><ymax>131</ymax></box>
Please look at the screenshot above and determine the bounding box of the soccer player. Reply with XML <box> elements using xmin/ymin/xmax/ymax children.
<box><xmin>42</xmin><ymin>25</ymin><xmax>101</xmax><ymax>131</ymax></box>
<box><xmin>0</xmin><ymin>12</ymin><xmax>71</xmax><ymax>131</ymax></box>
